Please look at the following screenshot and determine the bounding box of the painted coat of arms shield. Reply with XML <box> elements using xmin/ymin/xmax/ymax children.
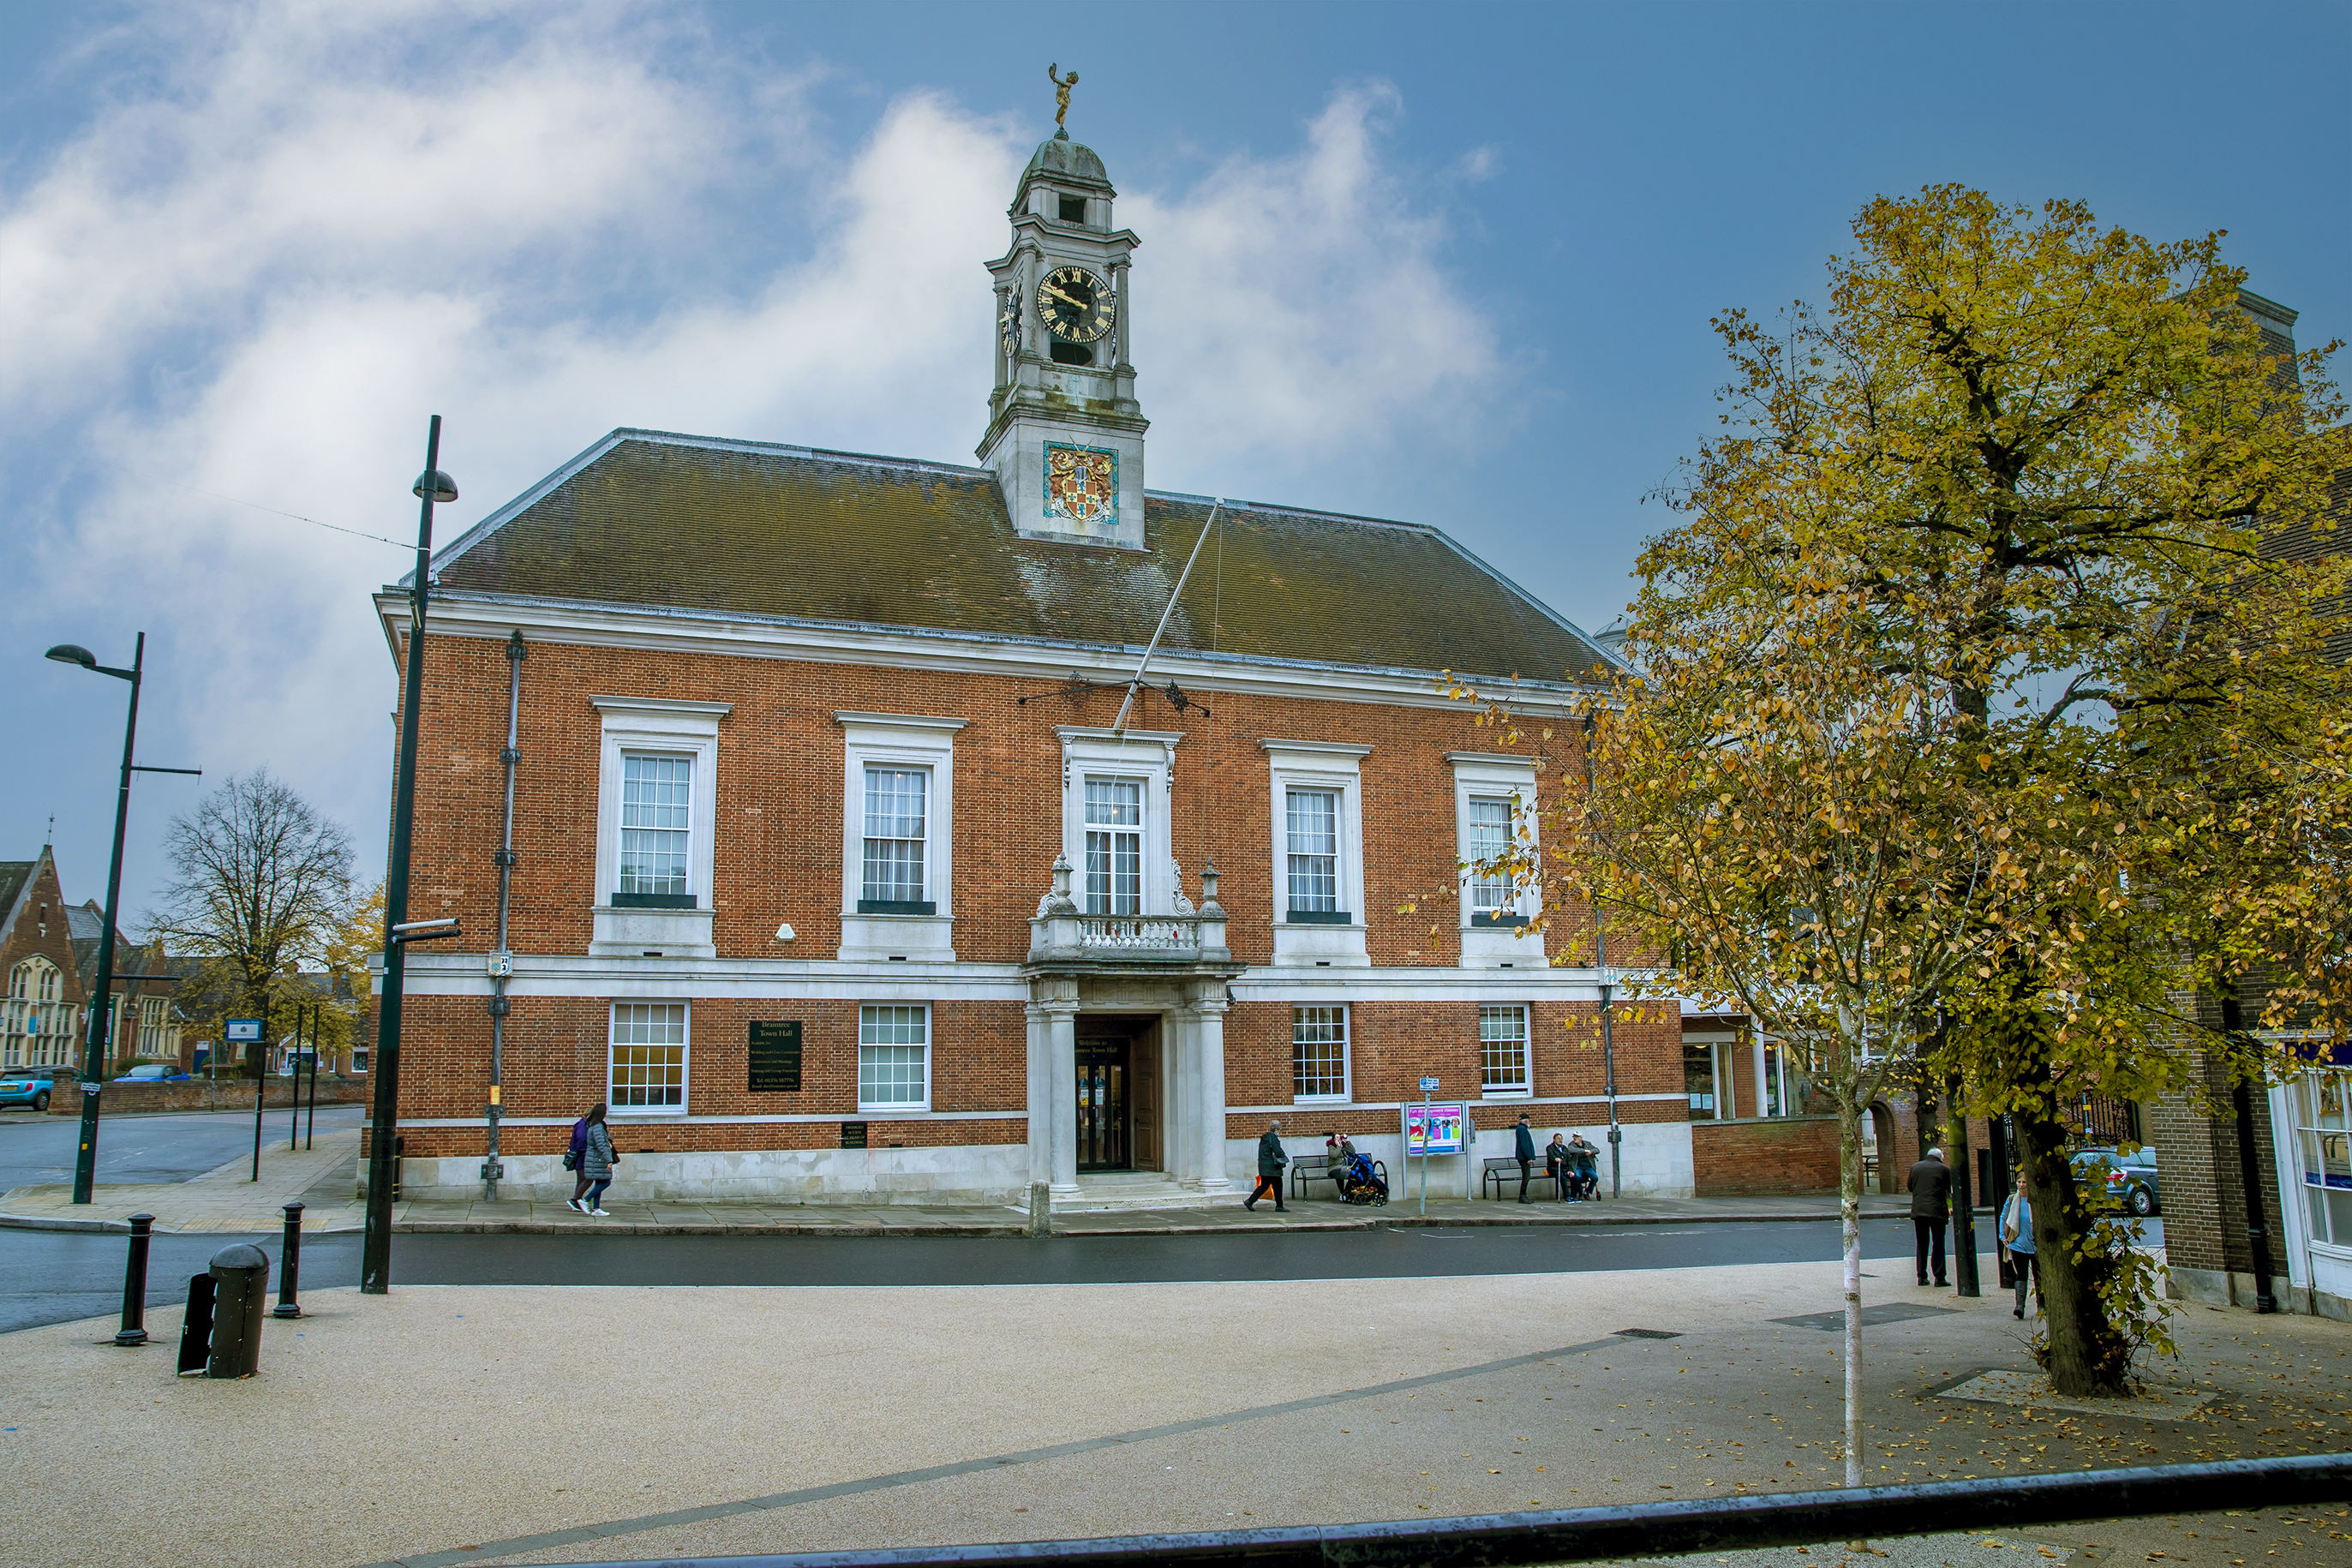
<box><xmin>1044</xmin><ymin>444</ymin><xmax>1117</xmax><ymax>527</ymax></box>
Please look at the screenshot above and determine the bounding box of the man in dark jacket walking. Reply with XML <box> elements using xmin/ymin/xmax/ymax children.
<box><xmin>1908</xmin><ymin>1145</ymin><xmax>1952</xmax><ymax>1287</ymax></box>
<box><xmin>1246</xmin><ymin>1118</ymin><xmax>1289</xmax><ymax>1211</ymax></box>
<box><xmin>1513</xmin><ymin>1113</ymin><xmax>1538</xmax><ymax>1203</ymax></box>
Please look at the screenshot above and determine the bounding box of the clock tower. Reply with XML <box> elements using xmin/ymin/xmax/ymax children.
<box><xmin>979</xmin><ymin>125</ymin><xmax>1147</xmax><ymax>548</ymax></box>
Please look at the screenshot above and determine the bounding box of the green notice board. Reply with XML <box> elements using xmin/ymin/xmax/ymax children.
<box><xmin>748</xmin><ymin>1020</ymin><xmax>803</xmax><ymax>1092</ymax></box>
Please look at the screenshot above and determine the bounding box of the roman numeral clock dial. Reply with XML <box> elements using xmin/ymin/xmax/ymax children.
<box><xmin>1037</xmin><ymin>265</ymin><xmax>1114</xmax><ymax>344</ymax></box>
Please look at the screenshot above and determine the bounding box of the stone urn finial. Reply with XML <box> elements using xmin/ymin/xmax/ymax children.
<box><xmin>1199</xmin><ymin>859</ymin><xmax>1223</xmax><ymax>914</ymax></box>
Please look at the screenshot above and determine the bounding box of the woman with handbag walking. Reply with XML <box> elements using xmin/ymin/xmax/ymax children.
<box><xmin>1999</xmin><ymin>1166</ymin><xmax>2039</xmax><ymax>1319</ymax></box>
<box><xmin>572</xmin><ymin>1104</ymin><xmax>619</xmax><ymax>1217</ymax></box>
<box><xmin>564</xmin><ymin>1111</ymin><xmax>593</xmax><ymax>1211</ymax></box>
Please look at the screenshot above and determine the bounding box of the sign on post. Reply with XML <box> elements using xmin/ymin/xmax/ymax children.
<box><xmin>1418</xmin><ymin>1075</ymin><xmax>1441</xmax><ymax>1093</ymax></box>
<box><xmin>224</xmin><ymin>1020</ymin><xmax>264</xmax><ymax>1043</ymax></box>
<box><xmin>1403</xmin><ymin>1099</ymin><xmax>1467</xmax><ymax>1217</ymax></box>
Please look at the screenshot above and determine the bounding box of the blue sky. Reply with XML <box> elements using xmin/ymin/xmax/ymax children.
<box><xmin>3</xmin><ymin>0</ymin><xmax>2345</xmax><ymax>921</ymax></box>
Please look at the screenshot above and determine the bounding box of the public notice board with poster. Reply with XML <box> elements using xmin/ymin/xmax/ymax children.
<box><xmin>1403</xmin><ymin>1102</ymin><xmax>1466</xmax><ymax>1156</ymax></box>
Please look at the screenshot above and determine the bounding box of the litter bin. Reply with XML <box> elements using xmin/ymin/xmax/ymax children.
<box><xmin>204</xmin><ymin>1242</ymin><xmax>269</xmax><ymax>1379</ymax></box>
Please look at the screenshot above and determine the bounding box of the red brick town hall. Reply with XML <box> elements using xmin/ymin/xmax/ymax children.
<box><xmin>374</xmin><ymin>124</ymin><xmax>1816</xmax><ymax>1209</ymax></box>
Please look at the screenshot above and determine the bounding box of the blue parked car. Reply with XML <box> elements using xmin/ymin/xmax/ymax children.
<box><xmin>113</xmin><ymin>1063</ymin><xmax>191</xmax><ymax>1084</ymax></box>
<box><xmin>0</xmin><ymin>1066</ymin><xmax>81</xmax><ymax>1112</ymax></box>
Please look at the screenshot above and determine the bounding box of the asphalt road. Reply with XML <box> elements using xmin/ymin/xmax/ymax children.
<box><xmin>0</xmin><ymin>1102</ymin><xmax>363</xmax><ymax>1193</ymax></box>
<box><xmin>0</xmin><ymin>1216</ymin><xmax>1933</xmax><ymax>1336</ymax></box>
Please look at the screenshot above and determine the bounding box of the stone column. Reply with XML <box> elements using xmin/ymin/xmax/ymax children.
<box><xmin>1194</xmin><ymin>991</ymin><xmax>1234</xmax><ymax>1193</ymax></box>
<box><xmin>1165</xmin><ymin>1007</ymin><xmax>1200</xmax><ymax>1188</ymax></box>
<box><xmin>1025</xmin><ymin>1003</ymin><xmax>1052</xmax><ymax>1187</ymax></box>
<box><xmin>1046</xmin><ymin>1001</ymin><xmax>1080</xmax><ymax>1198</ymax></box>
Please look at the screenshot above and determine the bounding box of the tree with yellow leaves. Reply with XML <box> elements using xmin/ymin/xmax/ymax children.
<box><xmin>1463</xmin><ymin>185</ymin><xmax>2349</xmax><ymax>1427</ymax></box>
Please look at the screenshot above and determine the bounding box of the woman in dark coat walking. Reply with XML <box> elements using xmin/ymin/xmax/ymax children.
<box><xmin>572</xmin><ymin>1104</ymin><xmax>618</xmax><ymax>1217</ymax></box>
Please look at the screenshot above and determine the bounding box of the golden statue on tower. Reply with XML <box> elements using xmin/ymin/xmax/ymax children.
<box><xmin>1048</xmin><ymin>63</ymin><xmax>1078</xmax><ymax>131</ymax></box>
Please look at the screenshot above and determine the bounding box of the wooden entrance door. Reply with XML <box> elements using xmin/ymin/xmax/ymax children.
<box><xmin>1130</xmin><ymin>1030</ymin><xmax>1161</xmax><ymax>1171</ymax></box>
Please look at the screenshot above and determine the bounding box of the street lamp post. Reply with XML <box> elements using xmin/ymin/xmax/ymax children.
<box><xmin>44</xmin><ymin>636</ymin><xmax>200</xmax><ymax>1204</ymax></box>
<box><xmin>362</xmin><ymin>416</ymin><xmax>458</xmax><ymax>1295</ymax></box>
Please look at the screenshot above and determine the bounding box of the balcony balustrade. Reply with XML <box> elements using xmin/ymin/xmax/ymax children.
<box><xmin>1026</xmin><ymin>855</ymin><xmax>1234</xmax><ymax>970</ymax></box>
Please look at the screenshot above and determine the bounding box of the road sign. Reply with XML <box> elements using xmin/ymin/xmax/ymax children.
<box><xmin>224</xmin><ymin>1018</ymin><xmax>263</xmax><ymax>1044</ymax></box>
<box><xmin>1418</xmin><ymin>1075</ymin><xmax>1441</xmax><ymax>1092</ymax></box>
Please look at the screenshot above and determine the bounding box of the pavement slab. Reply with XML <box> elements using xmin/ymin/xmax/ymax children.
<box><xmin>3</xmin><ymin>1171</ymin><xmax>1926</xmax><ymax>1239</ymax></box>
<box><xmin>3</xmin><ymin>1254</ymin><xmax>2348</xmax><ymax>1568</ymax></box>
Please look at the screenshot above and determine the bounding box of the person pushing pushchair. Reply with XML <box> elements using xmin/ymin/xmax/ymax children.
<box><xmin>1325</xmin><ymin>1133</ymin><xmax>1389</xmax><ymax>1205</ymax></box>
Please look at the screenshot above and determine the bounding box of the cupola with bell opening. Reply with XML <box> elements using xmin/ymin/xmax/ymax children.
<box><xmin>979</xmin><ymin>65</ymin><xmax>1147</xmax><ymax>548</ymax></box>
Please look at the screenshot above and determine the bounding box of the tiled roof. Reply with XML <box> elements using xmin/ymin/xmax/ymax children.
<box><xmin>429</xmin><ymin>432</ymin><xmax>1611</xmax><ymax>685</ymax></box>
<box><xmin>0</xmin><ymin>862</ymin><xmax>30</xmax><ymax>925</ymax></box>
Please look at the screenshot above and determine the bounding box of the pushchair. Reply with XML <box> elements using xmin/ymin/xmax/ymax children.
<box><xmin>1332</xmin><ymin>1141</ymin><xmax>1389</xmax><ymax>1206</ymax></box>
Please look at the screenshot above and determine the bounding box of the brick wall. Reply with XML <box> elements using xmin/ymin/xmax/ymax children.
<box><xmin>378</xmin><ymin>630</ymin><xmax>1681</xmax><ymax>1171</ymax></box>
<box><xmin>1691</xmin><ymin>1116</ymin><xmax>1841</xmax><ymax>1194</ymax></box>
<box><xmin>389</xmin><ymin>632</ymin><xmax>1611</xmax><ymax>972</ymax></box>
<box><xmin>51</xmin><ymin>1079</ymin><xmax>368</xmax><ymax>1115</ymax></box>
<box><xmin>2148</xmin><ymin>984</ymin><xmax>2289</xmax><ymax>1301</ymax></box>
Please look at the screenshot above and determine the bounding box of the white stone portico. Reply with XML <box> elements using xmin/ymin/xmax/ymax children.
<box><xmin>1024</xmin><ymin>856</ymin><xmax>1246</xmax><ymax>1206</ymax></box>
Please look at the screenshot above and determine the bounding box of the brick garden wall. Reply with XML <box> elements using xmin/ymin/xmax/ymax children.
<box><xmin>51</xmin><ymin>1080</ymin><xmax>369</xmax><ymax>1115</ymax></box>
<box><xmin>1691</xmin><ymin>1116</ymin><xmax>1841</xmax><ymax>1195</ymax></box>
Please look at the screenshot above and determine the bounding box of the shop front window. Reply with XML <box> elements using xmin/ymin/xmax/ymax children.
<box><xmin>2296</xmin><ymin>1069</ymin><xmax>2352</xmax><ymax>1248</ymax></box>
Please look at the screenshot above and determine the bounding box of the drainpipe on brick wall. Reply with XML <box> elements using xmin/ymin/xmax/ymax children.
<box><xmin>2220</xmin><ymin>985</ymin><xmax>2278</xmax><ymax>1313</ymax></box>
<box><xmin>483</xmin><ymin>631</ymin><xmax>525</xmax><ymax>1201</ymax></box>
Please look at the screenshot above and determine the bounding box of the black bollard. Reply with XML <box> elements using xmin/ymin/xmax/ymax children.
<box><xmin>115</xmin><ymin>1212</ymin><xmax>155</xmax><ymax>1346</ymax></box>
<box><xmin>204</xmin><ymin>1242</ymin><xmax>268</xmax><ymax>1379</ymax></box>
<box><xmin>272</xmin><ymin>1201</ymin><xmax>305</xmax><ymax>1319</ymax></box>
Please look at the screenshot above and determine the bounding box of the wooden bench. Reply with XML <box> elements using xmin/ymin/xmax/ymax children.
<box><xmin>1293</xmin><ymin>1153</ymin><xmax>1391</xmax><ymax>1200</ymax></box>
<box><xmin>1481</xmin><ymin>1156</ymin><xmax>1563</xmax><ymax>1200</ymax></box>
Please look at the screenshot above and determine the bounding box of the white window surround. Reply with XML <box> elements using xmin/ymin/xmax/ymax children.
<box><xmin>607</xmin><ymin>1000</ymin><xmax>691</xmax><ymax>1116</ymax></box>
<box><xmin>858</xmin><ymin>1002</ymin><xmax>933</xmax><ymax>1112</ymax></box>
<box><xmin>1262</xmin><ymin>739</ymin><xmax>1371</xmax><ymax>967</ymax></box>
<box><xmin>1291</xmin><ymin>1002</ymin><xmax>1350</xmax><ymax>1104</ymax></box>
<box><xmin>837</xmin><ymin>712</ymin><xmax>964</xmax><ymax>962</ymax></box>
<box><xmin>1448</xmin><ymin>752</ymin><xmax>1545</xmax><ymax>969</ymax></box>
<box><xmin>1057</xmin><ymin>728</ymin><xmax>1182</xmax><ymax>914</ymax></box>
<box><xmin>1479</xmin><ymin>1002</ymin><xmax>1533</xmax><ymax>1098</ymax></box>
<box><xmin>591</xmin><ymin>697</ymin><xmax>729</xmax><ymax>959</ymax></box>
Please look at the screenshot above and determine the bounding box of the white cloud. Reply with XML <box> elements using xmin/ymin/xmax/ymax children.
<box><xmin>1124</xmin><ymin>84</ymin><xmax>1510</xmax><ymax>500</ymax></box>
<box><xmin>4</xmin><ymin>7</ymin><xmax>1511</xmax><ymax>876</ymax></box>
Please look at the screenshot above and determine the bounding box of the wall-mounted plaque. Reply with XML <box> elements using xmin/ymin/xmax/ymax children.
<box><xmin>748</xmin><ymin>1020</ymin><xmax>803</xmax><ymax>1092</ymax></box>
<box><xmin>840</xmin><ymin>1121</ymin><xmax>868</xmax><ymax>1150</ymax></box>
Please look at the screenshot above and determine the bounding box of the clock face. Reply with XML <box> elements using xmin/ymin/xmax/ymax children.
<box><xmin>1037</xmin><ymin>265</ymin><xmax>1114</xmax><ymax>344</ymax></box>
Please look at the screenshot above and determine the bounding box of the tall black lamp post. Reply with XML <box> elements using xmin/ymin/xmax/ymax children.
<box><xmin>44</xmin><ymin>636</ymin><xmax>200</xmax><ymax>1204</ymax></box>
<box><xmin>362</xmin><ymin>416</ymin><xmax>460</xmax><ymax>1295</ymax></box>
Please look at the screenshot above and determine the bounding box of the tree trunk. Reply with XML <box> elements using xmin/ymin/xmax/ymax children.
<box><xmin>1837</xmin><ymin>1087</ymin><xmax>1865</xmax><ymax>1486</ymax></box>
<box><xmin>1945</xmin><ymin>1077</ymin><xmax>1979</xmax><ymax>1297</ymax></box>
<box><xmin>2015</xmin><ymin>1096</ymin><xmax>2130</xmax><ymax>1396</ymax></box>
